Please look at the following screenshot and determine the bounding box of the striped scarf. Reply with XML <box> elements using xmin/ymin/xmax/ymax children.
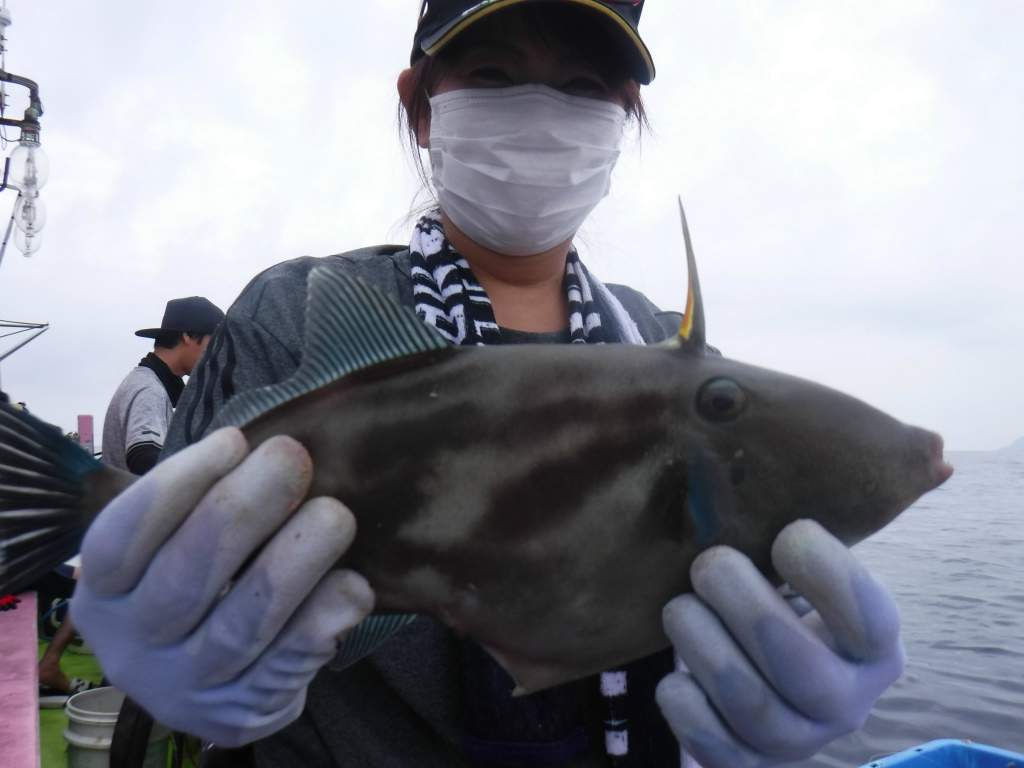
<box><xmin>410</xmin><ymin>210</ymin><xmax>643</xmax><ymax>347</ymax></box>
<box><xmin>409</xmin><ymin>210</ymin><xmax>663</xmax><ymax>766</ymax></box>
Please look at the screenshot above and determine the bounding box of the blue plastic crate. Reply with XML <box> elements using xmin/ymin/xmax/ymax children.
<box><xmin>858</xmin><ymin>739</ymin><xmax>1024</xmax><ymax>767</ymax></box>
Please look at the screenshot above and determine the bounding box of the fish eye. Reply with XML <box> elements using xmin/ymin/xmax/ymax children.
<box><xmin>697</xmin><ymin>378</ymin><xmax>746</xmax><ymax>422</ymax></box>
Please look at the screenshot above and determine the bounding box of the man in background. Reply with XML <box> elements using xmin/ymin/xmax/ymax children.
<box><xmin>33</xmin><ymin>297</ymin><xmax>225</xmax><ymax>706</ymax></box>
<box><xmin>102</xmin><ymin>296</ymin><xmax>224</xmax><ymax>474</ymax></box>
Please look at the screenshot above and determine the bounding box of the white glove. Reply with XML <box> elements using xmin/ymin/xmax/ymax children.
<box><xmin>656</xmin><ymin>519</ymin><xmax>904</xmax><ymax>768</ymax></box>
<box><xmin>71</xmin><ymin>428</ymin><xmax>374</xmax><ymax>747</ymax></box>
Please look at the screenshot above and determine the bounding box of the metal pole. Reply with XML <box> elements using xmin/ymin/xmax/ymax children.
<box><xmin>0</xmin><ymin>322</ymin><xmax>47</xmax><ymax>363</ymax></box>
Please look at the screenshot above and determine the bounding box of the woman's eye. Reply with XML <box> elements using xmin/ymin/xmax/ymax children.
<box><xmin>561</xmin><ymin>78</ymin><xmax>609</xmax><ymax>98</ymax></box>
<box><xmin>467</xmin><ymin>67</ymin><xmax>516</xmax><ymax>87</ymax></box>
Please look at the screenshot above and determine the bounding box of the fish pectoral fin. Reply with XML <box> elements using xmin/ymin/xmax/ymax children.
<box><xmin>213</xmin><ymin>267</ymin><xmax>453</xmax><ymax>429</ymax></box>
<box><xmin>481</xmin><ymin>645</ymin><xmax>583</xmax><ymax>697</ymax></box>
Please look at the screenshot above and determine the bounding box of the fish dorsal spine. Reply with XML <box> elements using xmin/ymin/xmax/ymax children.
<box><xmin>675</xmin><ymin>198</ymin><xmax>707</xmax><ymax>354</ymax></box>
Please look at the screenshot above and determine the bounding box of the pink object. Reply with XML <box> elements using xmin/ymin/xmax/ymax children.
<box><xmin>0</xmin><ymin>590</ymin><xmax>40</xmax><ymax>768</ymax></box>
<box><xmin>78</xmin><ymin>414</ymin><xmax>94</xmax><ymax>455</ymax></box>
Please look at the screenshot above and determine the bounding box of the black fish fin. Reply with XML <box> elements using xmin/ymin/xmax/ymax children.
<box><xmin>674</xmin><ymin>198</ymin><xmax>707</xmax><ymax>354</ymax></box>
<box><xmin>0</xmin><ymin>403</ymin><xmax>103</xmax><ymax>594</ymax></box>
<box><xmin>214</xmin><ymin>266</ymin><xmax>452</xmax><ymax>429</ymax></box>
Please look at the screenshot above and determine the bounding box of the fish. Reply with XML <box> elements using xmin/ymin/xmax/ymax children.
<box><xmin>0</xmin><ymin>202</ymin><xmax>953</xmax><ymax>695</ymax></box>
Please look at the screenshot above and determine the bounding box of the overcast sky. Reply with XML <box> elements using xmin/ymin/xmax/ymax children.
<box><xmin>0</xmin><ymin>0</ymin><xmax>1020</xmax><ymax>452</ymax></box>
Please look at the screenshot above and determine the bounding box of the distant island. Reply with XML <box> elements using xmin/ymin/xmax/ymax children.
<box><xmin>1002</xmin><ymin>437</ymin><xmax>1024</xmax><ymax>451</ymax></box>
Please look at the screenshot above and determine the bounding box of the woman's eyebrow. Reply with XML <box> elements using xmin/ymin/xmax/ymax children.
<box><xmin>457</xmin><ymin>38</ymin><xmax>525</xmax><ymax>61</ymax></box>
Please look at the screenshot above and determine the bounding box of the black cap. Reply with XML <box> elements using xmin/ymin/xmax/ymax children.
<box><xmin>412</xmin><ymin>0</ymin><xmax>654</xmax><ymax>85</ymax></box>
<box><xmin>135</xmin><ymin>297</ymin><xmax>225</xmax><ymax>339</ymax></box>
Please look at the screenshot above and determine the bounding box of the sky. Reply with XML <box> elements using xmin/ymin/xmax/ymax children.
<box><xmin>0</xmin><ymin>0</ymin><xmax>1020</xmax><ymax>452</ymax></box>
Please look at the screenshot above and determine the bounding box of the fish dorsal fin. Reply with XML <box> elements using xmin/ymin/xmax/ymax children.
<box><xmin>213</xmin><ymin>266</ymin><xmax>452</xmax><ymax>429</ymax></box>
<box><xmin>675</xmin><ymin>198</ymin><xmax>707</xmax><ymax>353</ymax></box>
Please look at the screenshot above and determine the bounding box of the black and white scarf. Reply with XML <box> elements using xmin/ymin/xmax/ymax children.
<box><xmin>409</xmin><ymin>210</ymin><xmax>673</xmax><ymax>766</ymax></box>
<box><xmin>409</xmin><ymin>210</ymin><xmax>643</xmax><ymax>347</ymax></box>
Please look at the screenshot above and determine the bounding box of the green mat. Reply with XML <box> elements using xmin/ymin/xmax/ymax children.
<box><xmin>38</xmin><ymin>640</ymin><xmax>104</xmax><ymax>768</ymax></box>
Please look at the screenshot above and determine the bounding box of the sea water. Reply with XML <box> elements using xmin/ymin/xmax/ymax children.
<box><xmin>782</xmin><ymin>450</ymin><xmax>1024</xmax><ymax>767</ymax></box>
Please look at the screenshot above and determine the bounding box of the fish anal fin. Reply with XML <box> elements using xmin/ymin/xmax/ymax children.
<box><xmin>328</xmin><ymin>614</ymin><xmax>418</xmax><ymax>670</ymax></box>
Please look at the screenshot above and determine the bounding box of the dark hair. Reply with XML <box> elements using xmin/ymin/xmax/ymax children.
<box><xmin>400</xmin><ymin>4</ymin><xmax>648</xmax><ymax>186</ymax></box>
<box><xmin>153</xmin><ymin>330</ymin><xmax>207</xmax><ymax>351</ymax></box>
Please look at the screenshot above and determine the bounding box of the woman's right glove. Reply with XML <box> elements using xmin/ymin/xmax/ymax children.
<box><xmin>656</xmin><ymin>520</ymin><xmax>905</xmax><ymax>767</ymax></box>
<box><xmin>71</xmin><ymin>428</ymin><xmax>375</xmax><ymax>747</ymax></box>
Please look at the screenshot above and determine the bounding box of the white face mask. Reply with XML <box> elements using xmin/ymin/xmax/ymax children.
<box><xmin>428</xmin><ymin>84</ymin><xmax>627</xmax><ymax>257</ymax></box>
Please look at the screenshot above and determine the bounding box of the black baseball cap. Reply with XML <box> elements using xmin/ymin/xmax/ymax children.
<box><xmin>412</xmin><ymin>0</ymin><xmax>655</xmax><ymax>85</ymax></box>
<box><xmin>135</xmin><ymin>297</ymin><xmax>225</xmax><ymax>339</ymax></box>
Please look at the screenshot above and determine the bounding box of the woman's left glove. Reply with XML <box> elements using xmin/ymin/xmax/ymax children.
<box><xmin>656</xmin><ymin>519</ymin><xmax>904</xmax><ymax>768</ymax></box>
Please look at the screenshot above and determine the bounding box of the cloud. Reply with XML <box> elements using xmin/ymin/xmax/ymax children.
<box><xmin>0</xmin><ymin>1</ymin><xmax>1020</xmax><ymax>450</ymax></box>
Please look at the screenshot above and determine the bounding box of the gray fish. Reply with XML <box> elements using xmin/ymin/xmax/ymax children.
<box><xmin>0</xmin><ymin>203</ymin><xmax>952</xmax><ymax>694</ymax></box>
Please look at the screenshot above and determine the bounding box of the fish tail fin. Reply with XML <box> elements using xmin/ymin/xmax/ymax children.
<box><xmin>0</xmin><ymin>402</ymin><xmax>103</xmax><ymax>594</ymax></box>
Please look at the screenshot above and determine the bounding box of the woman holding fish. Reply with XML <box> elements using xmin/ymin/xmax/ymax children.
<box><xmin>66</xmin><ymin>2</ymin><xmax>910</xmax><ymax>767</ymax></box>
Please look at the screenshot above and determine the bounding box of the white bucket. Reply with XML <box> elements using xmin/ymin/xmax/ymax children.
<box><xmin>63</xmin><ymin>687</ymin><xmax>171</xmax><ymax>768</ymax></box>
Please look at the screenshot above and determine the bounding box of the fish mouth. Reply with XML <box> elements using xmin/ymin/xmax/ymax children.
<box><xmin>862</xmin><ymin>427</ymin><xmax>953</xmax><ymax>541</ymax></box>
<box><xmin>925</xmin><ymin>430</ymin><xmax>955</xmax><ymax>489</ymax></box>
